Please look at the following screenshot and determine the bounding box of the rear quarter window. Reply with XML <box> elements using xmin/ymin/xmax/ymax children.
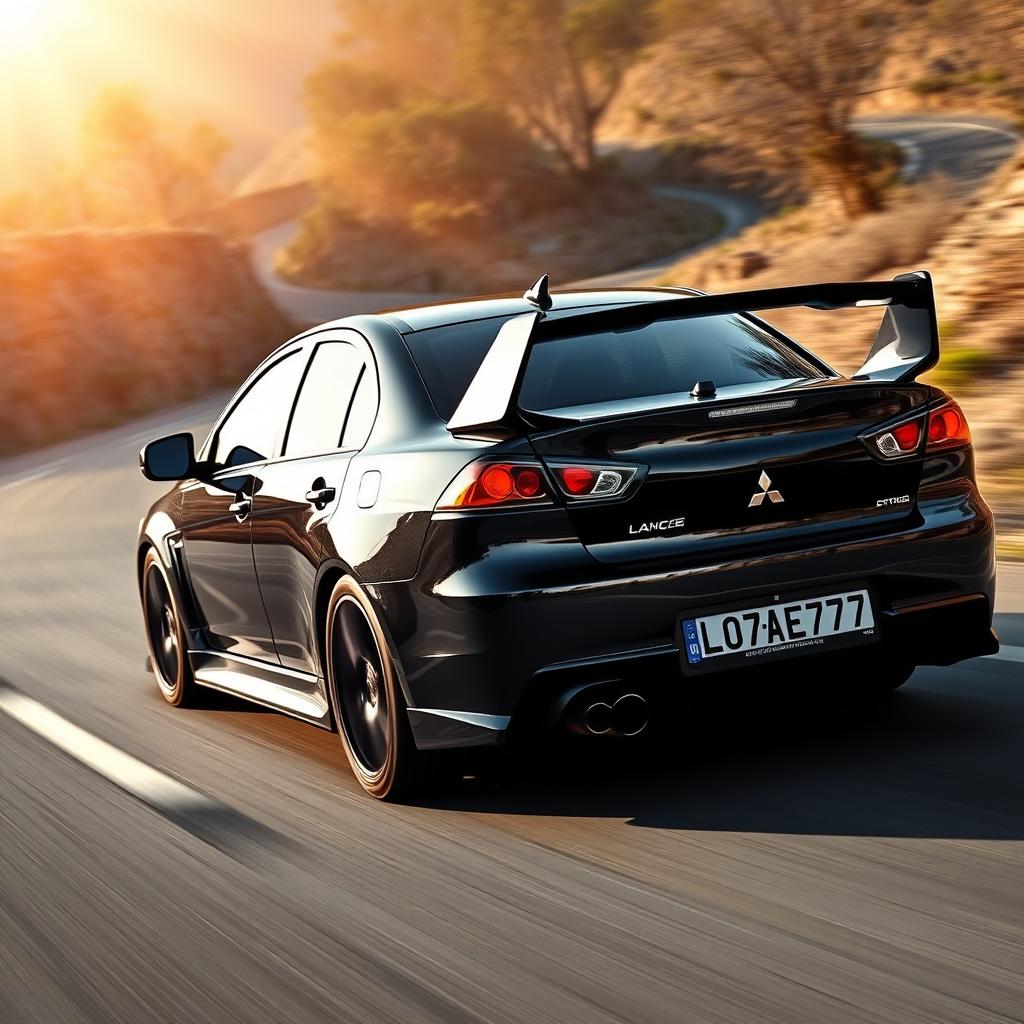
<box><xmin>405</xmin><ymin>312</ymin><xmax>825</xmax><ymax>418</ymax></box>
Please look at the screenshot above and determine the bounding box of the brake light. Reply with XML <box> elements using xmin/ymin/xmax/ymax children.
<box><xmin>892</xmin><ymin>422</ymin><xmax>921</xmax><ymax>450</ymax></box>
<box><xmin>436</xmin><ymin>461</ymin><xmax>551</xmax><ymax>509</ymax></box>
<box><xmin>874</xmin><ymin>419</ymin><xmax>923</xmax><ymax>457</ymax></box>
<box><xmin>926</xmin><ymin>400</ymin><xmax>971</xmax><ymax>451</ymax></box>
<box><xmin>550</xmin><ymin>463</ymin><xmax>640</xmax><ymax>499</ymax></box>
<box><xmin>559</xmin><ymin>466</ymin><xmax>598</xmax><ymax>495</ymax></box>
<box><xmin>869</xmin><ymin>400</ymin><xmax>972</xmax><ymax>460</ymax></box>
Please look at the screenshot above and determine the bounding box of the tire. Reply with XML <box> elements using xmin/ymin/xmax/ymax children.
<box><xmin>324</xmin><ymin>578</ymin><xmax>422</xmax><ymax>800</ymax></box>
<box><xmin>141</xmin><ymin>548</ymin><xmax>199</xmax><ymax>707</ymax></box>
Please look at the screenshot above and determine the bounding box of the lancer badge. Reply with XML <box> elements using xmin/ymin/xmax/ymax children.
<box><xmin>749</xmin><ymin>471</ymin><xmax>784</xmax><ymax>507</ymax></box>
<box><xmin>628</xmin><ymin>516</ymin><xmax>686</xmax><ymax>536</ymax></box>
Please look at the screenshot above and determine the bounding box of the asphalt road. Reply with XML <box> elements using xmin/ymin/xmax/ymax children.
<box><xmin>2</xmin><ymin>117</ymin><xmax>1022</xmax><ymax>1024</ymax></box>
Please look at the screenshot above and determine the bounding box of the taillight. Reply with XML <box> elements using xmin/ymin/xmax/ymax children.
<box><xmin>436</xmin><ymin>461</ymin><xmax>551</xmax><ymax>510</ymax></box>
<box><xmin>875</xmin><ymin>419</ymin><xmax>923</xmax><ymax>457</ymax></box>
<box><xmin>926</xmin><ymin>399</ymin><xmax>971</xmax><ymax>451</ymax></box>
<box><xmin>549</xmin><ymin>463</ymin><xmax>640</xmax><ymax>500</ymax></box>
<box><xmin>867</xmin><ymin>399</ymin><xmax>972</xmax><ymax>460</ymax></box>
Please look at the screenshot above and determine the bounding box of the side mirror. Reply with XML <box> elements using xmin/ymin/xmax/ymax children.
<box><xmin>140</xmin><ymin>432</ymin><xmax>198</xmax><ymax>481</ymax></box>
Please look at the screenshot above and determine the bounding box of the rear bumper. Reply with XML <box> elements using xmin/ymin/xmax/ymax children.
<box><xmin>379</xmin><ymin>489</ymin><xmax>996</xmax><ymax>749</ymax></box>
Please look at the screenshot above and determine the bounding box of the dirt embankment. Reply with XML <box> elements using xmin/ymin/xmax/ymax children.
<box><xmin>602</xmin><ymin>12</ymin><xmax>1024</xmax><ymax>145</ymax></box>
<box><xmin>278</xmin><ymin>179</ymin><xmax>722</xmax><ymax>295</ymax></box>
<box><xmin>921</xmin><ymin>149</ymin><xmax>1024</xmax><ymax>506</ymax></box>
<box><xmin>658</xmin><ymin>149</ymin><xmax>1024</xmax><ymax>552</ymax></box>
<box><xmin>0</xmin><ymin>230</ymin><xmax>293</xmax><ymax>453</ymax></box>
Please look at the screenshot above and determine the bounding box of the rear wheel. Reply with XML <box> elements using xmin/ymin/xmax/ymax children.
<box><xmin>324</xmin><ymin>578</ymin><xmax>422</xmax><ymax>800</ymax></box>
<box><xmin>141</xmin><ymin>548</ymin><xmax>198</xmax><ymax>706</ymax></box>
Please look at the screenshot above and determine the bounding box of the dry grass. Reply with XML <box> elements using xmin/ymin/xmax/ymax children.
<box><xmin>659</xmin><ymin>164</ymin><xmax>1024</xmax><ymax>514</ymax></box>
<box><xmin>658</xmin><ymin>181</ymin><xmax>958</xmax><ymax>371</ymax></box>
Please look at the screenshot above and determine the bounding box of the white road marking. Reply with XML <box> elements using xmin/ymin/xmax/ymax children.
<box><xmin>0</xmin><ymin>684</ymin><xmax>214</xmax><ymax>813</ymax></box>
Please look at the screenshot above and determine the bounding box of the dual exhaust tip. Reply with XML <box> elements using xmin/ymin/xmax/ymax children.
<box><xmin>580</xmin><ymin>693</ymin><xmax>648</xmax><ymax>737</ymax></box>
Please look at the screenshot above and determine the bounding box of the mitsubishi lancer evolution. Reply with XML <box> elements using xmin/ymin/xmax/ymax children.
<box><xmin>138</xmin><ymin>272</ymin><xmax>998</xmax><ymax>798</ymax></box>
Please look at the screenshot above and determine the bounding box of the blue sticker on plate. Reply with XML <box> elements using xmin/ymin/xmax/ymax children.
<box><xmin>682</xmin><ymin>619</ymin><xmax>702</xmax><ymax>664</ymax></box>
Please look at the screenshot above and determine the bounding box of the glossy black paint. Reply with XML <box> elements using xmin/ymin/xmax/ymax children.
<box><xmin>138</xmin><ymin>287</ymin><xmax>998</xmax><ymax>751</ymax></box>
<box><xmin>178</xmin><ymin>471</ymin><xmax>272</xmax><ymax>660</ymax></box>
<box><xmin>251</xmin><ymin>453</ymin><xmax>347</xmax><ymax>672</ymax></box>
<box><xmin>529</xmin><ymin>381</ymin><xmax>931</xmax><ymax>565</ymax></box>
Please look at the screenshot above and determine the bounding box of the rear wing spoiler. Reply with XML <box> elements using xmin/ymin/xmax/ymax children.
<box><xmin>446</xmin><ymin>271</ymin><xmax>939</xmax><ymax>440</ymax></box>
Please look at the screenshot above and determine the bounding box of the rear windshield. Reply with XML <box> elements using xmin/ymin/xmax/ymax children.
<box><xmin>404</xmin><ymin>312</ymin><xmax>825</xmax><ymax>419</ymax></box>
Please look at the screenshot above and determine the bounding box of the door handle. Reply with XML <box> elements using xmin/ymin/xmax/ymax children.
<box><xmin>305</xmin><ymin>485</ymin><xmax>336</xmax><ymax>508</ymax></box>
<box><xmin>229</xmin><ymin>497</ymin><xmax>252</xmax><ymax>521</ymax></box>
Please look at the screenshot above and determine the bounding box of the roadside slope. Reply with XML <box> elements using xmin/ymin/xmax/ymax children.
<box><xmin>0</xmin><ymin>230</ymin><xmax>291</xmax><ymax>453</ymax></box>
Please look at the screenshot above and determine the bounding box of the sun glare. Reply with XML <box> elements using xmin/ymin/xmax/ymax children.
<box><xmin>0</xmin><ymin>1</ymin><xmax>43</xmax><ymax>41</ymax></box>
<box><xmin>1</xmin><ymin>0</ymin><xmax>328</xmax><ymax>194</ymax></box>
<box><xmin>0</xmin><ymin>0</ymin><xmax>56</xmax><ymax>58</ymax></box>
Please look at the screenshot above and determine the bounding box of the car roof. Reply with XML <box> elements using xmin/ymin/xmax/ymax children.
<box><xmin>375</xmin><ymin>286</ymin><xmax>700</xmax><ymax>334</ymax></box>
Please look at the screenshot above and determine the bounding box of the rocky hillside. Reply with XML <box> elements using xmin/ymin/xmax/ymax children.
<box><xmin>657</xmin><ymin>148</ymin><xmax>1024</xmax><ymax>554</ymax></box>
<box><xmin>921</xmin><ymin>148</ymin><xmax>1024</xmax><ymax>511</ymax></box>
<box><xmin>601</xmin><ymin>9</ymin><xmax>1024</xmax><ymax>145</ymax></box>
<box><xmin>860</xmin><ymin>6</ymin><xmax>1024</xmax><ymax>119</ymax></box>
<box><xmin>0</xmin><ymin>230</ymin><xmax>293</xmax><ymax>453</ymax></box>
<box><xmin>656</xmin><ymin>182</ymin><xmax>957</xmax><ymax>369</ymax></box>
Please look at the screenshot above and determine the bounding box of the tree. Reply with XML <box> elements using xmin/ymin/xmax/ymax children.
<box><xmin>660</xmin><ymin>0</ymin><xmax>893</xmax><ymax>218</ymax></box>
<box><xmin>77</xmin><ymin>86</ymin><xmax>229</xmax><ymax>226</ymax></box>
<box><xmin>305</xmin><ymin>0</ymin><xmax>649</xmax><ymax>195</ymax></box>
<box><xmin>303</xmin><ymin>2</ymin><xmax>551</xmax><ymax>235</ymax></box>
<box><xmin>462</xmin><ymin>0</ymin><xmax>651</xmax><ymax>180</ymax></box>
<box><xmin>330</xmin><ymin>0</ymin><xmax>462</xmax><ymax>100</ymax></box>
<box><xmin>309</xmin><ymin>97</ymin><xmax>542</xmax><ymax>232</ymax></box>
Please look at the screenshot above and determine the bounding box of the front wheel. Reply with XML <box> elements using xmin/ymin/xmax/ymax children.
<box><xmin>324</xmin><ymin>578</ymin><xmax>423</xmax><ymax>800</ymax></box>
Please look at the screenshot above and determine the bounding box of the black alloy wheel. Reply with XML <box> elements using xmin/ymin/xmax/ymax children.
<box><xmin>325</xmin><ymin>579</ymin><xmax>420</xmax><ymax>800</ymax></box>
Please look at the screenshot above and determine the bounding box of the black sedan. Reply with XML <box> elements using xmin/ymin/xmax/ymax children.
<box><xmin>138</xmin><ymin>272</ymin><xmax>998</xmax><ymax>799</ymax></box>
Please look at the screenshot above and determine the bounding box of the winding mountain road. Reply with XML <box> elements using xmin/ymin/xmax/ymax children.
<box><xmin>251</xmin><ymin>115</ymin><xmax>1019</xmax><ymax>319</ymax></box>
<box><xmin>1</xmin><ymin>116</ymin><xmax>1022</xmax><ymax>1024</ymax></box>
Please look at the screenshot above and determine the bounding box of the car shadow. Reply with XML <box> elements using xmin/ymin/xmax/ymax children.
<box><xmin>425</xmin><ymin>648</ymin><xmax>1024</xmax><ymax>840</ymax></box>
<box><xmin>167</xmin><ymin>615</ymin><xmax>1023</xmax><ymax>840</ymax></box>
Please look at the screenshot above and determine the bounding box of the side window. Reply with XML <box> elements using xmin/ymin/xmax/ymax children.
<box><xmin>342</xmin><ymin>364</ymin><xmax>379</xmax><ymax>450</ymax></box>
<box><xmin>283</xmin><ymin>342</ymin><xmax>364</xmax><ymax>457</ymax></box>
<box><xmin>213</xmin><ymin>351</ymin><xmax>303</xmax><ymax>468</ymax></box>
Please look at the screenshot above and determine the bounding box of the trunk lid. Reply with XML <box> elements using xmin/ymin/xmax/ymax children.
<box><xmin>529</xmin><ymin>380</ymin><xmax>930</xmax><ymax>566</ymax></box>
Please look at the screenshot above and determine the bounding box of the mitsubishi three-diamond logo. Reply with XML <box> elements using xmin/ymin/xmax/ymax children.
<box><xmin>748</xmin><ymin>470</ymin><xmax>784</xmax><ymax>507</ymax></box>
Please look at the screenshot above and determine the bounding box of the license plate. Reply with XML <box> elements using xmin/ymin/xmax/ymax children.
<box><xmin>681</xmin><ymin>588</ymin><xmax>875</xmax><ymax>670</ymax></box>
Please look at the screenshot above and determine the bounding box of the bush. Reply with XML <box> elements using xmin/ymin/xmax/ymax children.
<box><xmin>312</xmin><ymin>98</ymin><xmax>547</xmax><ymax>234</ymax></box>
<box><xmin>0</xmin><ymin>231</ymin><xmax>292</xmax><ymax>452</ymax></box>
<box><xmin>910</xmin><ymin>74</ymin><xmax>953</xmax><ymax>96</ymax></box>
<box><xmin>928</xmin><ymin>347</ymin><xmax>998</xmax><ymax>393</ymax></box>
